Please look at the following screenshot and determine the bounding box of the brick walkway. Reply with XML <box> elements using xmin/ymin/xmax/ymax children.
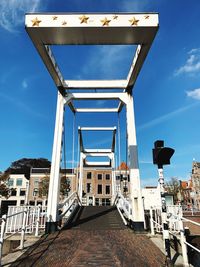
<box><xmin>8</xmin><ymin>229</ymin><xmax>166</xmax><ymax>267</ymax></box>
<box><xmin>8</xmin><ymin>206</ymin><xmax>166</xmax><ymax>266</ymax></box>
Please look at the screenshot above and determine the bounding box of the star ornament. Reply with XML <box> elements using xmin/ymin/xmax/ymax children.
<box><xmin>31</xmin><ymin>17</ymin><xmax>42</xmax><ymax>27</ymax></box>
<box><xmin>101</xmin><ymin>17</ymin><xmax>111</xmax><ymax>26</ymax></box>
<box><xmin>79</xmin><ymin>15</ymin><xmax>89</xmax><ymax>24</ymax></box>
<box><xmin>129</xmin><ymin>17</ymin><xmax>139</xmax><ymax>26</ymax></box>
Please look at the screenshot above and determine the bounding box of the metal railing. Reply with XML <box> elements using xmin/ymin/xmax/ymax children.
<box><xmin>149</xmin><ymin>205</ymin><xmax>200</xmax><ymax>267</ymax></box>
<box><xmin>114</xmin><ymin>192</ymin><xmax>132</xmax><ymax>224</ymax></box>
<box><xmin>58</xmin><ymin>191</ymin><xmax>81</xmax><ymax>226</ymax></box>
<box><xmin>0</xmin><ymin>205</ymin><xmax>46</xmax><ymax>265</ymax></box>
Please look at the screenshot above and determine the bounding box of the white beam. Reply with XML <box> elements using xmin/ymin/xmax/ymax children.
<box><xmin>65</xmin><ymin>80</ymin><xmax>127</xmax><ymax>89</ymax></box>
<box><xmin>70</xmin><ymin>92</ymin><xmax>126</xmax><ymax>102</ymax></box>
<box><xmin>84</xmin><ymin>149</ymin><xmax>112</xmax><ymax>153</ymax></box>
<box><xmin>80</xmin><ymin>127</ymin><xmax>116</xmax><ymax>131</ymax></box>
<box><xmin>126</xmin><ymin>44</ymin><xmax>155</xmax><ymax>92</ymax></box>
<box><xmin>76</xmin><ymin>108</ymin><xmax>119</xmax><ymax>113</ymax></box>
<box><xmin>84</xmin><ymin>161</ymin><xmax>111</xmax><ymax>166</ymax></box>
<box><xmin>85</xmin><ymin>153</ymin><xmax>112</xmax><ymax>157</ymax></box>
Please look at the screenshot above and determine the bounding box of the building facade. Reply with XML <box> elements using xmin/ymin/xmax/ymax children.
<box><xmin>82</xmin><ymin>168</ymin><xmax>113</xmax><ymax>206</ymax></box>
<box><xmin>191</xmin><ymin>161</ymin><xmax>200</xmax><ymax>209</ymax></box>
<box><xmin>28</xmin><ymin>168</ymin><xmax>77</xmax><ymax>206</ymax></box>
<box><xmin>0</xmin><ymin>173</ymin><xmax>29</xmax><ymax>215</ymax></box>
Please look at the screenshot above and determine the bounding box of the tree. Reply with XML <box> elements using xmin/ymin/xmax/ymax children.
<box><xmin>165</xmin><ymin>177</ymin><xmax>181</xmax><ymax>203</ymax></box>
<box><xmin>38</xmin><ymin>174</ymin><xmax>71</xmax><ymax>198</ymax></box>
<box><xmin>0</xmin><ymin>171</ymin><xmax>11</xmax><ymax>198</ymax></box>
<box><xmin>6</xmin><ymin>158</ymin><xmax>51</xmax><ymax>179</ymax></box>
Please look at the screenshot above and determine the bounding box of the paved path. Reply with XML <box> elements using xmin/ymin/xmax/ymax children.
<box><xmin>8</xmin><ymin>229</ymin><xmax>166</xmax><ymax>267</ymax></box>
<box><xmin>7</xmin><ymin>206</ymin><xmax>166</xmax><ymax>267</ymax></box>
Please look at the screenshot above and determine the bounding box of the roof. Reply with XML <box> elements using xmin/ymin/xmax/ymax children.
<box><xmin>118</xmin><ymin>162</ymin><xmax>129</xmax><ymax>170</ymax></box>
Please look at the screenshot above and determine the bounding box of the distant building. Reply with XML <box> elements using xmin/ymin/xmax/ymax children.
<box><xmin>0</xmin><ymin>173</ymin><xmax>29</xmax><ymax>215</ymax></box>
<box><xmin>28</xmin><ymin>168</ymin><xmax>77</xmax><ymax>206</ymax></box>
<box><xmin>191</xmin><ymin>161</ymin><xmax>200</xmax><ymax>209</ymax></box>
<box><xmin>82</xmin><ymin>168</ymin><xmax>113</xmax><ymax>206</ymax></box>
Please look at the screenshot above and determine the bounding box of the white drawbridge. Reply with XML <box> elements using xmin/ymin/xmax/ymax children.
<box><xmin>25</xmin><ymin>12</ymin><xmax>159</xmax><ymax>233</ymax></box>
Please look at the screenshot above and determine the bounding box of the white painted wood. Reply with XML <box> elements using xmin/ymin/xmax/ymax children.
<box><xmin>47</xmin><ymin>92</ymin><xmax>65</xmax><ymax>223</ymax></box>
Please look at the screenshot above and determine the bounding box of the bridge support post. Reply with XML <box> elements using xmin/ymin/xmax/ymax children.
<box><xmin>111</xmin><ymin>152</ymin><xmax>116</xmax><ymax>204</ymax></box>
<box><xmin>46</xmin><ymin>92</ymin><xmax>65</xmax><ymax>233</ymax></box>
<box><xmin>78</xmin><ymin>152</ymin><xmax>84</xmax><ymax>202</ymax></box>
<box><xmin>125</xmin><ymin>93</ymin><xmax>145</xmax><ymax>231</ymax></box>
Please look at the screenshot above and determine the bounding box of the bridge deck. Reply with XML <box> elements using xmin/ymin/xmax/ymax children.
<box><xmin>9</xmin><ymin>206</ymin><xmax>165</xmax><ymax>266</ymax></box>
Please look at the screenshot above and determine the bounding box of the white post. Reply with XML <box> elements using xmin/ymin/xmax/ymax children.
<box><xmin>125</xmin><ymin>93</ymin><xmax>144</xmax><ymax>231</ymax></box>
<box><xmin>178</xmin><ymin>209</ymin><xmax>189</xmax><ymax>266</ymax></box>
<box><xmin>46</xmin><ymin>92</ymin><xmax>65</xmax><ymax>233</ymax></box>
<box><xmin>0</xmin><ymin>215</ymin><xmax>7</xmax><ymax>264</ymax></box>
<box><xmin>20</xmin><ymin>207</ymin><xmax>28</xmax><ymax>249</ymax></box>
<box><xmin>35</xmin><ymin>205</ymin><xmax>41</xmax><ymax>237</ymax></box>
<box><xmin>111</xmin><ymin>153</ymin><xmax>116</xmax><ymax>204</ymax></box>
<box><xmin>78</xmin><ymin>152</ymin><xmax>84</xmax><ymax>202</ymax></box>
<box><xmin>25</xmin><ymin>181</ymin><xmax>29</xmax><ymax>205</ymax></box>
<box><xmin>150</xmin><ymin>208</ymin><xmax>155</xmax><ymax>235</ymax></box>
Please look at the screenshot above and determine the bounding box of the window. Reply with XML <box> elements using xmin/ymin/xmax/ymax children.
<box><xmin>34</xmin><ymin>178</ymin><xmax>39</xmax><ymax>187</ymax></box>
<box><xmin>105</xmin><ymin>174</ymin><xmax>110</xmax><ymax>180</ymax></box>
<box><xmin>20</xmin><ymin>190</ymin><xmax>26</xmax><ymax>196</ymax></box>
<box><xmin>29</xmin><ymin>201</ymin><xmax>35</xmax><ymax>206</ymax></box>
<box><xmin>87</xmin><ymin>183</ymin><xmax>91</xmax><ymax>193</ymax></box>
<box><xmin>97</xmin><ymin>184</ymin><xmax>102</xmax><ymax>194</ymax></box>
<box><xmin>16</xmin><ymin>179</ymin><xmax>22</xmax><ymax>186</ymax></box>
<box><xmin>106</xmin><ymin>185</ymin><xmax>110</xmax><ymax>194</ymax></box>
<box><xmin>8</xmin><ymin>178</ymin><xmax>14</xmax><ymax>187</ymax></box>
<box><xmin>20</xmin><ymin>200</ymin><xmax>25</xmax><ymax>205</ymax></box>
<box><xmin>11</xmin><ymin>189</ymin><xmax>17</xmax><ymax>196</ymax></box>
<box><xmin>33</xmin><ymin>188</ymin><xmax>39</xmax><ymax>196</ymax></box>
<box><xmin>87</xmin><ymin>172</ymin><xmax>92</xmax><ymax>179</ymax></box>
<box><xmin>98</xmin><ymin>174</ymin><xmax>102</xmax><ymax>180</ymax></box>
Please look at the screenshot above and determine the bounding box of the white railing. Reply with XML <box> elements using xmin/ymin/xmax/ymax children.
<box><xmin>5</xmin><ymin>205</ymin><xmax>47</xmax><ymax>234</ymax></box>
<box><xmin>58</xmin><ymin>191</ymin><xmax>81</xmax><ymax>225</ymax></box>
<box><xmin>114</xmin><ymin>192</ymin><xmax>132</xmax><ymax>224</ymax></box>
<box><xmin>149</xmin><ymin>205</ymin><xmax>200</xmax><ymax>266</ymax></box>
<box><xmin>0</xmin><ymin>205</ymin><xmax>46</xmax><ymax>265</ymax></box>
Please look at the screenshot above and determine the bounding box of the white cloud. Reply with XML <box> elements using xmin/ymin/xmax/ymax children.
<box><xmin>22</xmin><ymin>79</ymin><xmax>28</xmax><ymax>89</ymax></box>
<box><xmin>174</xmin><ymin>48</ymin><xmax>200</xmax><ymax>76</ymax></box>
<box><xmin>0</xmin><ymin>0</ymin><xmax>43</xmax><ymax>32</ymax></box>
<box><xmin>138</xmin><ymin>102</ymin><xmax>199</xmax><ymax>131</ymax></box>
<box><xmin>186</xmin><ymin>88</ymin><xmax>200</xmax><ymax>100</ymax></box>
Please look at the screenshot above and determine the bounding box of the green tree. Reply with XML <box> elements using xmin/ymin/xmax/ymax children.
<box><xmin>7</xmin><ymin>158</ymin><xmax>51</xmax><ymax>179</ymax></box>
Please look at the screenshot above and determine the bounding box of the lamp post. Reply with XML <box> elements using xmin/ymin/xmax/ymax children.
<box><xmin>153</xmin><ymin>140</ymin><xmax>175</xmax><ymax>263</ymax></box>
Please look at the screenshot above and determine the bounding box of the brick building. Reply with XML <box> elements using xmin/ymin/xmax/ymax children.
<box><xmin>191</xmin><ymin>161</ymin><xmax>200</xmax><ymax>209</ymax></box>
<box><xmin>28</xmin><ymin>168</ymin><xmax>77</xmax><ymax>206</ymax></box>
<box><xmin>82</xmin><ymin>168</ymin><xmax>113</xmax><ymax>206</ymax></box>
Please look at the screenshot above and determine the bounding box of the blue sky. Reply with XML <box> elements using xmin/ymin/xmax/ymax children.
<box><xmin>0</xmin><ymin>0</ymin><xmax>200</xmax><ymax>187</ymax></box>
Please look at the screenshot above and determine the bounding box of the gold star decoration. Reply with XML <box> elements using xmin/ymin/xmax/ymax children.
<box><xmin>79</xmin><ymin>15</ymin><xmax>89</xmax><ymax>24</ymax></box>
<box><xmin>62</xmin><ymin>21</ymin><xmax>67</xmax><ymax>26</ymax></box>
<box><xmin>144</xmin><ymin>15</ymin><xmax>150</xmax><ymax>19</ymax></box>
<box><xmin>113</xmin><ymin>15</ymin><xmax>118</xmax><ymax>20</ymax></box>
<box><xmin>53</xmin><ymin>16</ymin><xmax>58</xmax><ymax>20</ymax></box>
<box><xmin>101</xmin><ymin>17</ymin><xmax>111</xmax><ymax>26</ymax></box>
<box><xmin>31</xmin><ymin>17</ymin><xmax>42</xmax><ymax>27</ymax></box>
<box><xmin>129</xmin><ymin>17</ymin><xmax>139</xmax><ymax>26</ymax></box>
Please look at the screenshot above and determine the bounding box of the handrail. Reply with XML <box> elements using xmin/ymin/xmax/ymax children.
<box><xmin>58</xmin><ymin>191</ymin><xmax>81</xmax><ymax>221</ymax></box>
<box><xmin>115</xmin><ymin>192</ymin><xmax>132</xmax><ymax>221</ymax></box>
<box><xmin>182</xmin><ymin>217</ymin><xmax>200</xmax><ymax>227</ymax></box>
